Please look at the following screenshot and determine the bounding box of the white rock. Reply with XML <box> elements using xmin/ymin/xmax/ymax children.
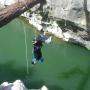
<box><xmin>31</xmin><ymin>3</ymin><xmax>40</xmax><ymax>12</ymax></box>
<box><xmin>46</xmin><ymin>21</ymin><xmax>63</xmax><ymax>38</ymax></box>
<box><xmin>63</xmin><ymin>32</ymin><xmax>71</xmax><ymax>41</ymax></box>
<box><xmin>11</xmin><ymin>80</ymin><xmax>27</xmax><ymax>90</ymax></box>
<box><xmin>84</xmin><ymin>41</ymin><xmax>90</xmax><ymax>50</ymax></box>
<box><xmin>1</xmin><ymin>82</ymin><xmax>9</xmax><ymax>87</ymax></box>
<box><xmin>28</xmin><ymin>13</ymin><xmax>43</xmax><ymax>31</ymax></box>
<box><xmin>21</xmin><ymin>12</ymin><xmax>30</xmax><ymax>18</ymax></box>
<box><xmin>41</xmin><ymin>85</ymin><xmax>48</xmax><ymax>90</ymax></box>
<box><xmin>0</xmin><ymin>80</ymin><xmax>27</xmax><ymax>90</ymax></box>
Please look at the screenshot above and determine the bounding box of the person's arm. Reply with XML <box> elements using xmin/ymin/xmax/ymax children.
<box><xmin>32</xmin><ymin>41</ymin><xmax>37</xmax><ymax>45</ymax></box>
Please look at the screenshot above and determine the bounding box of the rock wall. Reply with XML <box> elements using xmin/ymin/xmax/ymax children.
<box><xmin>20</xmin><ymin>0</ymin><xmax>90</xmax><ymax>50</ymax></box>
<box><xmin>44</xmin><ymin>0</ymin><xmax>90</xmax><ymax>29</ymax></box>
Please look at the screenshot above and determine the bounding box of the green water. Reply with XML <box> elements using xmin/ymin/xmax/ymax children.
<box><xmin>0</xmin><ymin>19</ymin><xmax>90</xmax><ymax>90</ymax></box>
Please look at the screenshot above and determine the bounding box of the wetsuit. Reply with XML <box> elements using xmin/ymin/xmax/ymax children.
<box><xmin>33</xmin><ymin>39</ymin><xmax>43</xmax><ymax>61</ymax></box>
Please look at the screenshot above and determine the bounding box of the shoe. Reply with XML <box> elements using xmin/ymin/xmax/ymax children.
<box><xmin>32</xmin><ymin>58</ymin><xmax>37</xmax><ymax>64</ymax></box>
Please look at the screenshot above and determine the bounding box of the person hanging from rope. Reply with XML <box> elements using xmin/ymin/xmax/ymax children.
<box><xmin>32</xmin><ymin>35</ymin><xmax>44</xmax><ymax>64</ymax></box>
<box><xmin>31</xmin><ymin>30</ymin><xmax>52</xmax><ymax>64</ymax></box>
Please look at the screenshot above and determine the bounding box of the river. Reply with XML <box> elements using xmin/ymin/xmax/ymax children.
<box><xmin>0</xmin><ymin>19</ymin><xmax>90</xmax><ymax>90</ymax></box>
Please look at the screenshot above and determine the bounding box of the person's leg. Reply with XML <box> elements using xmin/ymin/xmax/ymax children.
<box><xmin>31</xmin><ymin>50</ymin><xmax>37</xmax><ymax>64</ymax></box>
<box><xmin>36</xmin><ymin>49</ymin><xmax>42</xmax><ymax>61</ymax></box>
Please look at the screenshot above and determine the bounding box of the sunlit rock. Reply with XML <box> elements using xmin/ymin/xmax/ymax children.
<box><xmin>41</xmin><ymin>85</ymin><xmax>48</xmax><ymax>90</ymax></box>
<box><xmin>0</xmin><ymin>80</ymin><xmax>48</xmax><ymax>90</ymax></box>
<box><xmin>0</xmin><ymin>80</ymin><xmax>27</xmax><ymax>90</ymax></box>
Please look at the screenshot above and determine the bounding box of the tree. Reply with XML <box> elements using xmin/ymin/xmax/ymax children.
<box><xmin>0</xmin><ymin>0</ymin><xmax>45</xmax><ymax>27</ymax></box>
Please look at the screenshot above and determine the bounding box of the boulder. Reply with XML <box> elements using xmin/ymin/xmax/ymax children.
<box><xmin>0</xmin><ymin>80</ymin><xmax>27</xmax><ymax>90</ymax></box>
<box><xmin>0</xmin><ymin>80</ymin><xmax>48</xmax><ymax>90</ymax></box>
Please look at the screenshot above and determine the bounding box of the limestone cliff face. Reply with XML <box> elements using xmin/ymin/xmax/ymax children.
<box><xmin>32</xmin><ymin>0</ymin><xmax>90</xmax><ymax>49</ymax></box>
<box><xmin>44</xmin><ymin>0</ymin><xmax>90</xmax><ymax>29</ymax></box>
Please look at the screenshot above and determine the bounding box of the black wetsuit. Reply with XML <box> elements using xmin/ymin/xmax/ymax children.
<box><xmin>33</xmin><ymin>40</ymin><xmax>43</xmax><ymax>60</ymax></box>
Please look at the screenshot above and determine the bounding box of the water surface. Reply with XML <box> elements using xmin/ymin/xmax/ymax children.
<box><xmin>0</xmin><ymin>19</ymin><xmax>90</xmax><ymax>90</ymax></box>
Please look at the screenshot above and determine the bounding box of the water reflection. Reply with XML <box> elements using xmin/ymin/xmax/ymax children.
<box><xmin>77</xmin><ymin>64</ymin><xmax>90</xmax><ymax>90</ymax></box>
<box><xmin>47</xmin><ymin>85</ymin><xmax>63</xmax><ymax>90</ymax></box>
<box><xmin>58</xmin><ymin>67</ymin><xmax>85</xmax><ymax>79</ymax></box>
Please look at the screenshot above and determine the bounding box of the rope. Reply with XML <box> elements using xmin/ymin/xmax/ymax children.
<box><xmin>22</xmin><ymin>0</ymin><xmax>37</xmax><ymax>40</ymax></box>
<box><xmin>4</xmin><ymin>0</ymin><xmax>29</xmax><ymax>74</ymax></box>
<box><xmin>23</xmin><ymin>22</ymin><xmax>29</xmax><ymax>74</ymax></box>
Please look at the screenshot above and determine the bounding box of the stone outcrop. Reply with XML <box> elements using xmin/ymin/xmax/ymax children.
<box><xmin>0</xmin><ymin>80</ymin><xmax>27</xmax><ymax>90</ymax></box>
<box><xmin>44</xmin><ymin>0</ymin><xmax>90</xmax><ymax>29</ymax></box>
<box><xmin>0</xmin><ymin>80</ymin><xmax>48</xmax><ymax>90</ymax></box>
